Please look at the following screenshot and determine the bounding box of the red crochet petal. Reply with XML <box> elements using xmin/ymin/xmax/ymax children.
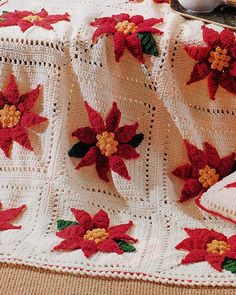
<box><xmin>109</xmin><ymin>155</ymin><xmax>131</xmax><ymax>180</ymax></box>
<box><xmin>18</xmin><ymin>85</ymin><xmax>41</xmax><ymax>112</ymax></box>
<box><xmin>56</xmin><ymin>225</ymin><xmax>85</xmax><ymax>239</ymax></box>
<box><xmin>202</xmin><ymin>26</ymin><xmax>220</xmax><ymax>47</ymax></box>
<box><xmin>4</xmin><ymin>74</ymin><xmax>20</xmax><ymax>105</ymax></box>
<box><xmin>136</xmin><ymin>27</ymin><xmax>163</xmax><ymax>35</ymax></box>
<box><xmin>204</xmin><ymin>142</ymin><xmax>221</xmax><ymax>169</ymax></box>
<box><xmin>77</xmin><ymin>146</ymin><xmax>99</xmax><ymax>169</ymax></box>
<box><xmin>90</xmin><ymin>17</ymin><xmax>115</xmax><ymax>27</ymax></box>
<box><xmin>137</xmin><ymin>18</ymin><xmax>163</xmax><ymax>28</ymax></box>
<box><xmin>230</xmin><ymin>44</ymin><xmax>236</xmax><ymax>59</ymax></box>
<box><xmin>116</xmin><ymin>122</ymin><xmax>138</xmax><ymax>143</ymax></box>
<box><xmin>53</xmin><ymin>236</ymin><xmax>83</xmax><ymax>251</ymax></box>
<box><xmin>95</xmin><ymin>155</ymin><xmax>110</xmax><ymax>182</ymax></box>
<box><xmin>186</xmin><ymin>62</ymin><xmax>210</xmax><ymax>85</ymax></box>
<box><xmin>44</xmin><ymin>13</ymin><xmax>70</xmax><ymax>23</ymax></box>
<box><xmin>105</xmin><ymin>102</ymin><xmax>121</xmax><ymax>132</ymax></box>
<box><xmin>184</xmin><ymin>140</ymin><xmax>207</xmax><ymax>170</ymax></box>
<box><xmin>130</xmin><ymin>15</ymin><xmax>144</xmax><ymax>25</ymax></box>
<box><xmin>108</xmin><ymin>221</ymin><xmax>134</xmax><ymax>235</ymax></box>
<box><xmin>81</xmin><ymin>239</ymin><xmax>98</xmax><ymax>258</ymax></box>
<box><xmin>72</xmin><ymin>127</ymin><xmax>97</xmax><ymax>144</ymax></box>
<box><xmin>0</xmin><ymin>128</ymin><xmax>13</xmax><ymax>157</ymax></box>
<box><xmin>92</xmin><ymin>25</ymin><xmax>116</xmax><ymax>43</ymax></box>
<box><xmin>184</xmin><ymin>228</ymin><xmax>211</xmax><ymax>239</ymax></box>
<box><xmin>207</xmin><ymin>71</ymin><xmax>220</xmax><ymax>100</ymax></box>
<box><xmin>98</xmin><ymin>239</ymin><xmax>123</xmax><ymax>254</ymax></box>
<box><xmin>220</xmin><ymin>73</ymin><xmax>236</xmax><ymax>95</ymax></box>
<box><xmin>182</xmin><ymin>250</ymin><xmax>206</xmax><ymax>264</ymax></box>
<box><xmin>17</xmin><ymin>20</ymin><xmax>33</xmax><ymax>32</ymax></box>
<box><xmin>172</xmin><ymin>164</ymin><xmax>197</xmax><ymax>180</ymax></box>
<box><xmin>70</xmin><ymin>208</ymin><xmax>93</xmax><ymax>231</ymax></box>
<box><xmin>114</xmin><ymin>32</ymin><xmax>126</xmax><ymax>62</ymax></box>
<box><xmin>225</xmin><ymin>182</ymin><xmax>236</xmax><ymax>188</ymax></box>
<box><xmin>184</xmin><ymin>45</ymin><xmax>211</xmax><ymax>61</ymax></box>
<box><xmin>11</xmin><ymin>126</ymin><xmax>33</xmax><ymax>151</ymax></box>
<box><xmin>195</xmin><ymin>230</ymin><xmax>227</xmax><ymax>250</ymax></box>
<box><xmin>227</xmin><ymin>235</ymin><xmax>236</xmax><ymax>251</ymax></box>
<box><xmin>0</xmin><ymin>91</ymin><xmax>5</xmax><ymax>108</ymax></box>
<box><xmin>225</xmin><ymin>251</ymin><xmax>236</xmax><ymax>260</ymax></box>
<box><xmin>112</xmin><ymin>13</ymin><xmax>130</xmax><ymax>22</ymax></box>
<box><xmin>219</xmin><ymin>29</ymin><xmax>235</xmax><ymax>48</ymax></box>
<box><xmin>229</xmin><ymin>61</ymin><xmax>236</xmax><ymax>77</ymax></box>
<box><xmin>175</xmin><ymin>238</ymin><xmax>193</xmax><ymax>251</ymax></box>
<box><xmin>0</xmin><ymin>205</ymin><xmax>26</xmax><ymax>223</ymax></box>
<box><xmin>205</xmin><ymin>253</ymin><xmax>224</xmax><ymax>271</ymax></box>
<box><xmin>20</xmin><ymin>112</ymin><xmax>47</xmax><ymax>128</ymax></box>
<box><xmin>92</xmin><ymin>209</ymin><xmax>110</xmax><ymax>229</ymax></box>
<box><xmin>179</xmin><ymin>179</ymin><xmax>202</xmax><ymax>202</ymax></box>
<box><xmin>0</xmin><ymin>222</ymin><xmax>21</xmax><ymax>230</ymax></box>
<box><xmin>36</xmin><ymin>8</ymin><xmax>48</xmax><ymax>18</ymax></box>
<box><xmin>116</xmin><ymin>144</ymin><xmax>140</xmax><ymax>160</ymax></box>
<box><xmin>35</xmin><ymin>21</ymin><xmax>53</xmax><ymax>30</ymax></box>
<box><xmin>84</xmin><ymin>102</ymin><xmax>105</xmax><ymax>134</ymax></box>
<box><xmin>126</xmin><ymin>34</ymin><xmax>144</xmax><ymax>63</ymax></box>
<box><xmin>217</xmin><ymin>153</ymin><xmax>235</xmax><ymax>178</ymax></box>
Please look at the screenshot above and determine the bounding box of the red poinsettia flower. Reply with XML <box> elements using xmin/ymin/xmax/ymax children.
<box><xmin>0</xmin><ymin>8</ymin><xmax>70</xmax><ymax>32</ymax></box>
<box><xmin>0</xmin><ymin>74</ymin><xmax>47</xmax><ymax>157</ymax></box>
<box><xmin>0</xmin><ymin>202</ymin><xmax>26</xmax><ymax>230</ymax></box>
<box><xmin>185</xmin><ymin>26</ymin><xmax>236</xmax><ymax>100</ymax></box>
<box><xmin>172</xmin><ymin>140</ymin><xmax>235</xmax><ymax>202</ymax></box>
<box><xmin>53</xmin><ymin>209</ymin><xmax>137</xmax><ymax>258</ymax></box>
<box><xmin>90</xmin><ymin>13</ymin><xmax>163</xmax><ymax>63</ymax></box>
<box><xmin>176</xmin><ymin>228</ymin><xmax>236</xmax><ymax>271</ymax></box>
<box><xmin>69</xmin><ymin>102</ymin><xmax>143</xmax><ymax>182</ymax></box>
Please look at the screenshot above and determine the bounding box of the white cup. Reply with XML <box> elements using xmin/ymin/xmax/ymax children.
<box><xmin>178</xmin><ymin>0</ymin><xmax>222</xmax><ymax>13</ymax></box>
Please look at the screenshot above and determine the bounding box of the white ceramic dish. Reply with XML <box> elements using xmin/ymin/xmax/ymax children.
<box><xmin>178</xmin><ymin>0</ymin><xmax>222</xmax><ymax>13</ymax></box>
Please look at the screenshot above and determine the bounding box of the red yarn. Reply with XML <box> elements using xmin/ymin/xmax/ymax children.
<box><xmin>185</xmin><ymin>26</ymin><xmax>236</xmax><ymax>100</ymax></box>
<box><xmin>53</xmin><ymin>209</ymin><xmax>137</xmax><ymax>258</ymax></box>
<box><xmin>172</xmin><ymin>140</ymin><xmax>235</xmax><ymax>202</ymax></box>
<box><xmin>176</xmin><ymin>228</ymin><xmax>236</xmax><ymax>271</ymax></box>
<box><xmin>0</xmin><ymin>9</ymin><xmax>70</xmax><ymax>32</ymax></box>
<box><xmin>0</xmin><ymin>202</ymin><xmax>26</xmax><ymax>231</ymax></box>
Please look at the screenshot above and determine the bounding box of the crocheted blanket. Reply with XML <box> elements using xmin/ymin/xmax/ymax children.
<box><xmin>1</xmin><ymin>0</ymin><xmax>236</xmax><ymax>287</ymax></box>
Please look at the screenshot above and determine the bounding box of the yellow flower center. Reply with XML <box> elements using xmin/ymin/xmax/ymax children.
<box><xmin>198</xmin><ymin>165</ymin><xmax>219</xmax><ymax>189</ymax></box>
<box><xmin>83</xmin><ymin>228</ymin><xmax>109</xmax><ymax>244</ymax></box>
<box><xmin>0</xmin><ymin>104</ymin><xmax>21</xmax><ymax>128</ymax></box>
<box><xmin>207</xmin><ymin>240</ymin><xmax>230</xmax><ymax>255</ymax></box>
<box><xmin>22</xmin><ymin>15</ymin><xmax>44</xmax><ymax>23</ymax></box>
<box><xmin>96</xmin><ymin>131</ymin><xmax>118</xmax><ymax>157</ymax></box>
<box><xmin>208</xmin><ymin>47</ymin><xmax>231</xmax><ymax>71</ymax></box>
<box><xmin>115</xmin><ymin>20</ymin><xmax>137</xmax><ymax>35</ymax></box>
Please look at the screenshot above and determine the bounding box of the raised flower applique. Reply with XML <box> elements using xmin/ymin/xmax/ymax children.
<box><xmin>172</xmin><ymin>140</ymin><xmax>235</xmax><ymax>202</ymax></box>
<box><xmin>185</xmin><ymin>26</ymin><xmax>236</xmax><ymax>100</ymax></box>
<box><xmin>53</xmin><ymin>209</ymin><xmax>138</xmax><ymax>258</ymax></box>
<box><xmin>0</xmin><ymin>8</ymin><xmax>70</xmax><ymax>32</ymax></box>
<box><xmin>0</xmin><ymin>202</ymin><xmax>26</xmax><ymax>230</ymax></box>
<box><xmin>69</xmin><ymin>101</ymin><xmax>144</xmax><ymax>182</ymax></box>
<box><xmin>0</xmin><ymin>74</ymin><xmax>47</xmax><ymax>157</ymax></box>
<box><xmin>176</xmin><ymin>228</ymin><xmax>236</xmax><ymax>272</ymax></box>
<box><xmin>90</xmin><ymin>13</ymin><xmax>163</xmax><ymax>63</ymax></box>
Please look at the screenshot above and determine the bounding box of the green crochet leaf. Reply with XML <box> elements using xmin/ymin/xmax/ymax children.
<box><xmin>222</xmin><ymin>258</ymin><xmax>236</xmax><ymax>273</ymax></box>
<box><xmin>116</xmin><ymin>240</ymin><xmax>136</xmax><ymax>252</ymax></box>
<box><xmin>137</xmin><ymin>32</ymin><xmax>158</xmax><ymax>57</ymax></box>
<box><xmin>127</xmin><ymin>133</ymin><xmax>144</xmax><ymax>148</ymax></box>
<box><xmin>68</xmin><ymin>142</ymin><xmax>92</xmax><ymax>158</ymax></box>
<box><xmin>57</xmin><ymin>219</ymin><xmax>78</xmax><ymax>231</ymax></box>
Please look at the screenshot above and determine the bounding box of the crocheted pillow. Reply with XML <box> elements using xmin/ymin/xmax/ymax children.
<box><xmin>196</xmin><ymin>172</ymin><xmax>236</xmax><ymax>224</ymax></box>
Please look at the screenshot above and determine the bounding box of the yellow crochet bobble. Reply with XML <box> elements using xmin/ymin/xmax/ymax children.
<box><xmin>198</xmin><ymin>165</ymin><xmax>219</xmax><ymax>189</ymax></box>
<box><xmin>207</xmin><ymin>240</ymin><xmax>230</xmax><ymax>255</ymax></box>
<box><xmin>22</xmin><ymin>15</ymin><xmax>44</xmax><ymax>23</ymax></box>
<box><xmin>0</xmin><ymin>104</ymin><xmax>21</xmax><ymax>128</ymax></box>
<box><xmin>83</xmin><ymin>228</ymin><xmax>109</xmax><ymax>244</ymax></box>
<box><xmin>208</xmin><ymin>47</ymin><xmax>231</xmax><ymax>71</ymax></box>
<box><xmin>96</xmin><ymin>131</ymin><xmax>118</xmax><ymax>157</ymax></box>
<box><xmin>115</xmin><ymin>20</ymin><xmax>137</xmax><ymax>35</ymax></box>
